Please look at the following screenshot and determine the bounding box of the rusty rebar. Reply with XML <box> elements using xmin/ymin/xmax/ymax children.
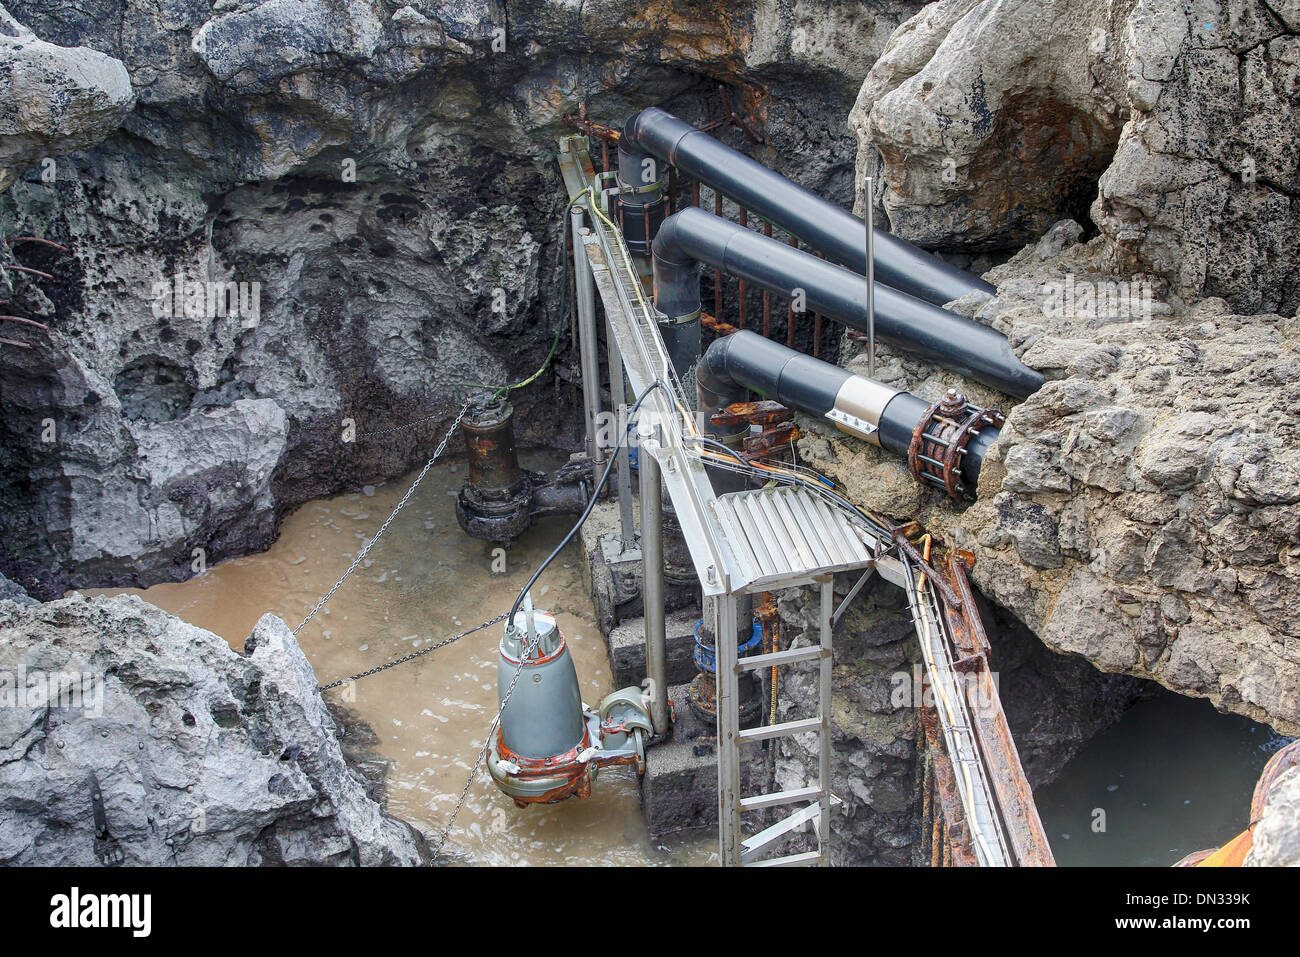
<box><xmin>6</xmin><ymin>236</ymin><xmax>69</xmax><ymax>252</ymax></box>
<box><xmin>0</xmin><ymin>315</ymin><xmax>48</xmax><ymax>329</ymax></box>
<box><xmin>0</xmin><ymin>264</ymin><xmax>54</xmax><ymax>281</ymax></box>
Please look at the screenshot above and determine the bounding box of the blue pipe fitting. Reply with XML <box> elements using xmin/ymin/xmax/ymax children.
<box><xmin>693</xmin><ymin>619</ymin><xmax>763</xmax><ymax>674</ymax></box>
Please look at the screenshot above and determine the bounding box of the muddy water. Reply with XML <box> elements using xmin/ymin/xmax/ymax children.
<box><xmin>1037</xmin><ymin>689</ymin><xmax>1294</xmax><ymax>866</ymax></box>
<box><xmin>88</xmin><ymin>452</ymin><xmax>715</xmax><ymax>866</ymax></box>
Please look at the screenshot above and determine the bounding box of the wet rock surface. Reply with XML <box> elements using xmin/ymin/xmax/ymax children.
<box><xmin>0</xmin><ymin>592</ymin><xmax>427</xmax><ymax>865</ymax></box>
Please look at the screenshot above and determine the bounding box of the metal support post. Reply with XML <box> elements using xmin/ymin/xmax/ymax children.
<box><xmin>605</xmin><ymin>312</ymin><xmax>635</xmax><ymax>551</ymax></box>
<box><xmin>818</xmin><ymin>576</ymin><xmax>834</xmax><ymax>865</ymax></box>
<box><xmin>573</xmin><ymin>223</ymin><xmax>603</xmax><ymax>464</ymax></box>
<box><xmin>865</xmin><ymin>175</ymin><xmax>875</xmax><ymax>381</ymax></box>
<box><xmin>716</xmin><ymin>591</ymin><xmax>742</xmax><ymax>865</ymax></box>
<box><xmin>639</xmin><ymin>439</ymin><xmax>669</xmax><ymax>735</ymax></box>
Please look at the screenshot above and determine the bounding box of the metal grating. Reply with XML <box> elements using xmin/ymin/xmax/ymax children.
<box><xmin>710</xmin><ymin>486</ymin><xmax>880</xmax><ymax>592</ymax></box>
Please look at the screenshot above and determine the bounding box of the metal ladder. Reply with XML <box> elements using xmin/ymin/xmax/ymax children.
<box><xmin>716</xmin><ymin>576</ymin><xmax>839</xmax><ymax>867</ymax></box>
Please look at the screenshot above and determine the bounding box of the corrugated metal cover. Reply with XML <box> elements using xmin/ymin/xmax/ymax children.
<box><xmin>710</xmin><ymin>486</ymin><xmax>878</xmax><ymax>590</ymax></box>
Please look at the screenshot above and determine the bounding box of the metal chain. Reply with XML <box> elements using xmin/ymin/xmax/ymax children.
<box><xmin>293</xmin><ymin>400</ymin><xmax>472</xmax><ymax>637</ymax></box>
<box><xmin>356</xmin><ymin>408</ymin><xmax>448</xmax><ymax>438</ymax></box>
<box><xmin>316</xmin><ymin>612</ymin><xmax>508</xmax><ymax>692</ymax></box>
<box><xmin>432</xmin><ymin>620</ymin><xmax>542</xmax><ymax>856</ymax></box>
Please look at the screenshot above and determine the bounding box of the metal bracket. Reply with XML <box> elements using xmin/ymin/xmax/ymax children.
<box><xmin>831</xmin><ymin>563</ymin><xmax>878</xmax><ymax>626</ymax></box>
<box><xmin>89</xmin><ymin>772</ymin><xmax>125</xmax><ymax>866</ymax></box>
<box><xmin>599</xmin><ymin>533</ymin><xmax>641</xmax><ymax>564</ymax></box>
<box><xmin>825</xmin><ymin>407</ymin><xmax>878</xmax><ymax>440</ymax></box>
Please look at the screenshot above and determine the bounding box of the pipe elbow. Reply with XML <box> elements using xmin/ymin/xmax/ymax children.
<box><xmin>702</xmin><ymin>333</ymin><xmax>732</xmax><ymax>385</ymax></box>
<box><xmin>695</xmin><ymin>334</ymin><xmax>742</xmax><ymax>416</ymax></box>
<box><xmin>651</xmin><ymin>210</ymin><xmax>690</xmax><ymax>266</ymax></box>
<box><xmin>623</xmin><ymin>111</ymin><xmax>647</xmax><ymax>148</ymax></box>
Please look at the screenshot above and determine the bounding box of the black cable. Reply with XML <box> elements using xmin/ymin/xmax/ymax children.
<box><xmin>506</xmin><ymin>379</ymin><xmax>666</xmax><ymax>634</ymax></box>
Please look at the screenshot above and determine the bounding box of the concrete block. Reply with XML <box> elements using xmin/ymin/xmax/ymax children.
<box><xmin>608</xmin><ymin>609</ymin><xmax>700</xmax><ymax>688</ymax></box>
<box><xmin>641</xmin><ymin>683</ymin><xmax>769</xmax><ymax>839</ymax></box>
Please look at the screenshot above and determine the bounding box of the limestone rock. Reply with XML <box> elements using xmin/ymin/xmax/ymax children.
<box><xmin>812</xmin><ymin>221</ymin><xmax>1300</xmax><ymax>734</ymax></box>
<box><xmin>850</xmin><ymin>0</ymin><xmax>1130</xmax><ymax>251</ymax></box>
<box><xmin>852</xmin><ymin>0</ymin><xmax>1300</xmax><ymax>314</ymax></box>
<box><xmin>0</xmin><ymin>593</ymin><xmax>428</xmax><ymax>865</ymax></box>
<box><xmin>1095</xmin><ymin>0</ymin><xmax>1300</xmax><ymax>314</ymax></box>
<box><xmin>1245</xmin><ymin>765</ymin><xmax>1300</xmax><ymax>866</ymax></box>
<box><xmin>0</xmin><ymin>6</ymin><xmax>134</xmax><ymax>190</ymax></box>
<box><xmin>0</xmin><ymin>570</ymin><xmax>35</xmax><ymax>606</ymax></box>
<box><xmin>960</xmin><ymin>289</ymin><xmax>1300</xmax><ymax>733</ymax></box>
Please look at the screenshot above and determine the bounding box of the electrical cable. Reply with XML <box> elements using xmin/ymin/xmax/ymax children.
<box><xmin>506</xmin><ymin>379</ymin><xmax>665</xmax><ymax>629</ymax></box>
<box><xmin>683</xmin><ymin>433</ymin><xmax>894</xmax><ymax>539</ymax></box>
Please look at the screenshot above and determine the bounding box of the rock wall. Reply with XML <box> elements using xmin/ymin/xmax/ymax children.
<box><xmin>0</xmin><ymin>593</ymin><xmax>427</xmax><ymax>865</ymax></box>
<box><xmin>795</xmin><ymin>223</ymin><xmax>1300</xmax><ymax>740</ymax></box>
<box><xmin>850</xmin><ymin>0</ymin><xmax>1133</xmax><ymax>252</ymax></box>
<box><xmin>852</xmin><ymin>0</ymin><xmax>1300</xmax><ymax>314</ymax></box>
<box><xmin>1</xmin><ymin>0</ymin><xmax>927</xmax><ymax>599</ymax></box>
<box><xmin>958</xmin><ymin>251</ymin><xmax>1300</xmax><ymax>737</ymax></box>
<box><xmin>836</xmin><ymin>0</ymin><xmax>1300</xmax><ymax>739</ymax></box>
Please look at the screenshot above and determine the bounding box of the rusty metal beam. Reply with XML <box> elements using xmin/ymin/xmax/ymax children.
<box><xmin>941</xmin><ymin>552</ymin><xmax>1056</xmax><ymax>867</ymax></box>
<box><xmin>919</xmin><ymin>679</ymin><xmax>978</xmax><ymax>867</ymax></box>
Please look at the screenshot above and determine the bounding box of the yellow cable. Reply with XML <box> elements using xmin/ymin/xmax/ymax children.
<box><xmin>587</xmin><ymin>189</ymin><xmax>703</xmax><ymax>439</ymax></box>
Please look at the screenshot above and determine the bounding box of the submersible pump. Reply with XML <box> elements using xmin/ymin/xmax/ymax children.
<box><xmin>488</xmin><ymin>594</ymin><xmax>654</xmax><ymax>807</ymax></box>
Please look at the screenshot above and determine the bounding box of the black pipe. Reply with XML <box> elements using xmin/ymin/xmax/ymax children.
<box><xmin>624</xmin><ymin>107</ymin><xmax>994</xmax><ymax>306</ymax></box>
<box><xmin>655</xmin><ymin>207</ymin><xmax>1043</xmax><ymax>399</ymax></box>
<box><xmin>616</xmin><ymin>137</ymin><xmax>667</xmax><ymax>256</ymax></box>
<box><xmin>698</xmin><ymin>331</ymin><xmax>998</xmax><ymax>487</ymax></box>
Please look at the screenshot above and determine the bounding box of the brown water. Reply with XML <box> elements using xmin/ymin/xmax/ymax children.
<box><xmin>87</xmin><ymin>452</ymin><xmax>715</xmax><ymax>866</ymax></box>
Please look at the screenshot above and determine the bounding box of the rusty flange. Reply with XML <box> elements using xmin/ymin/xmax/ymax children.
<box><xmin>709</xmin><ymin>400</ymin><xmax>800</xmax><ymax>464</ymax></box>
<box><xmin>907</xmin><ymin>389</ymin><xmax>1004</xmax><ymax>499</ymax></box>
